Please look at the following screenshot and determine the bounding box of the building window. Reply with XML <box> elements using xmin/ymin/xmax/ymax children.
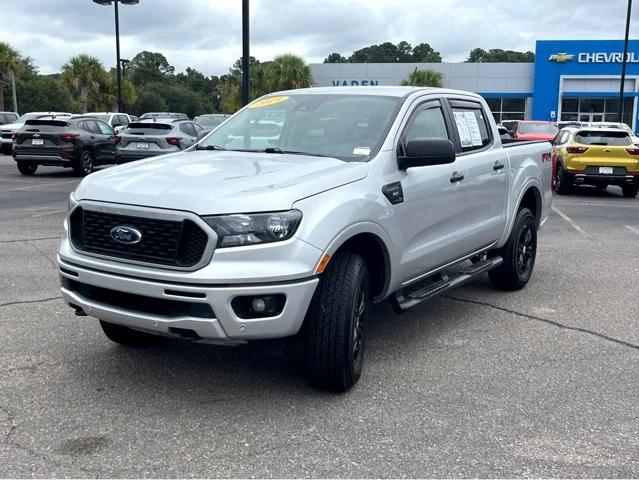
<box><xmin>483</xmin><ymin>97</ymin><xmax>526</xmax><ymax>123</ymax></box>
<box><xmin>561</xmin><ymin>97</ymin><xmax>634</xmax><ymax>125</ymax></box>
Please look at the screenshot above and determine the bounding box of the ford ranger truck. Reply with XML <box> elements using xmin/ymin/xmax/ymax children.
<box><xmin>58</xmin><ymin>87</ymin><xmax>553</xmax><ymax>392</ymax></box>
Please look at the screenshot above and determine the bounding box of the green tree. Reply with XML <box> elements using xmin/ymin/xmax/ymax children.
<box><xmin>401</xmin><ymin>68</ymin><xmax>444</xmax><ymax>87</ymax></box>
<box><xmin>466</xmin><ymin>48</ymin><xmax>535</xmax><ymax>63</ymax></box>
<box><xmin>324</xmin><ymin>52</ymin><xmax>347</xmax><ymax>63</ymax></box>
<box><xmin>217</xmin><ymin>78</ymin><xmax>240</xmax><ymax>114</ymax></box>
<box><xmin>128</xmin><ymin>51</ymin><xmax>174</xmax><ymax>85</ymax></box>
<box><xmin>229</xmin><ymin>56</ymin><xmax>260</xmax><ymax>84</ymax></box>
<box><xmin>14</xmin><ymin>74</ymin><xmax>77</xmax><ymax>113</ymax></box>
<box><xmin>0</xmin><ymin>42</ymin><xmax>23</xmax><ymax>112</ymax></box>
<box><xmin>103</xmin><ymin>68</ymin><xmax>137</xmax><ymax>111</ymax></box>
<box><xmin>131</xmin><ymin>82</ymin><xmax>168</xmax><ymax>115</ymax></box>
<box><xmin>60</xmin><ymin>54</ymin><xmax>108</xmax><ymax>113</ymax></box>
<box><xmin>411</xmin><ymin>43</ymin><xmax>442</xmax><ymax>62</ymax></box>
<box><xmin>263</xmin><ymin>54</ymin><xmax>312</xmax><ymax>92</ymax></box>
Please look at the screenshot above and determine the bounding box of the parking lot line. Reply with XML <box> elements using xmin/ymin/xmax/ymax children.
<box><xmin>32</xmin><ymin>209</ymin><xmax>66</xmax><ymax>218</ymax></box>
<box><xmin>552</xmin><ymin>205</ymin><xmax>588</xmax><ymax>236</ymax></box>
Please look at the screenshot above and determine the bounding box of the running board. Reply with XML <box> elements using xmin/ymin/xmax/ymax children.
<box><xmin>393</xmin><ymin>256</ymin><xmax>503</xmax><ymax>311</ymax></box>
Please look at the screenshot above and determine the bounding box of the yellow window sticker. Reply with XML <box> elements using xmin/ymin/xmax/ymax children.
<box><xmin>248</xmin><ymin>96</ymin><xmax>289</xmax><ymax>109</ymax></box>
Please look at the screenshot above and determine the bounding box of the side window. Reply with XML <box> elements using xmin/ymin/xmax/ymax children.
<box><xmin>110</xmin><ymin>116</ymin><xmax>120</xmax><ymax>127</ymax></box>
<box><xmin>192</xmin><ymin>122</ymin><xmax>203</xmax><ymax>132</ymax></box>
<box><xmin>451</xmin><ymin>105</ymin><xmax>492</xmax><ymax>152</ymax></box>
<box><xmin>85</xmin><ymin>120</ymin><xmax>101</xmax><ymax>135</ymax></box>
<box><xmin>404</xmin><ymin>106</ymin><xmax>449</xmax><ymax>143</ymax></box>
<box><xmin>180</xmin><ymin>123</ymin><xmax>196</xmax><ymax>137</ymax></box>
<box><xmin>118</xmin><ymin>115</ymin><xmax>129</xmax><ymax>126</ymax></box>
<box><xmin>96</xmin><ymin>121</ymin><xmax>115</xmax><ymax>136</ymax></box>
<box><xmin>78</xmin><ymin>121</ymin><xmax>89</xmax><ymax>132</ymax></box>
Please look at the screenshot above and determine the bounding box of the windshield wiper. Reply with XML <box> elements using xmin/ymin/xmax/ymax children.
<box><xmin>195</xmin><ymin>144</ymin><xmax>226</xmax><ymax>151</ymax></box>
<box><xmin>262</xmin><ymin>147</ymin><xmax>332</xmax><ymax>158</ymax></box>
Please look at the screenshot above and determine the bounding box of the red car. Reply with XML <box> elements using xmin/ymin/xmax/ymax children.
<box><xmin>510</xmin><ymin>121</ymin><xmax>559</xmax><ymax>142</ymax></box>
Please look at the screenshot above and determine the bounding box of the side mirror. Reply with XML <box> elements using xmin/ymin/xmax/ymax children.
<box><xmin>197</xmin><ymin>130</ymin><xmax>211</xmax><ymax>142</ymax></box>
<box><xmin>398</xmin><ymin>138</ymin><xmax>456</xmax><ymax>170</ymax></box>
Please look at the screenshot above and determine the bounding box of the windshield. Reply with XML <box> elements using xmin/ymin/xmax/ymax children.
<box><xmin>199</xmin><ymin>94</ymin><xmax>401</xmax><ymax>161</ymax></box>
<box><xmin>519</xmin><ymin>123</ymin><xmax>559</xmax><ymax>135</ymax></box>
<box><xmin>83</xmin><ymin>114</ymin><xmax>109</xmax><ymax>122</ymax></box>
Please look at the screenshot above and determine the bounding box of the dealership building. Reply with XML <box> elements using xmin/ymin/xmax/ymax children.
<box><xmin>310</xmin><ymin>40</ymin><xmax>639</xmax><ymax>130</ymax></box>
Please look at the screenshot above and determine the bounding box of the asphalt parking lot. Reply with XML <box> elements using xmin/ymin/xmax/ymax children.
<box><xmin>0</xmin><ymin>154</ymin><xmax>638</xmax><ymax>478</ymax></box>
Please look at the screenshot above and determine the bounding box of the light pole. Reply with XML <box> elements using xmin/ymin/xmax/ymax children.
<box><xmin>242</xmin><ymin>0</ymin><xmax>250</xmax><ymax>106</ymax></box>
<box><xmin>619</xmin><ymin>0</ymin><xmax>633</xmax><ymax>123</ymax></box>
<box><xmin>120</xmin><ymin>58</ymin><xmax>130</xmax><ymax>111</ymax></box>
<box><xmin>93</xmin><ymin>0</ymin><xmax>139</xmax><ymax>113</ymax></box>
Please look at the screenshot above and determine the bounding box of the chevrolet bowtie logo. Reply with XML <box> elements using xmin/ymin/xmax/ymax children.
<box><xmin>549</xmin><ymin>53</ymin><xmax>575</xmax><ymax>63</ymax></box>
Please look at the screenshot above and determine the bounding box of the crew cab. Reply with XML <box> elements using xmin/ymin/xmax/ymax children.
<box><xmin>58</xmin><ymin>87</ymin><xmax>552</xmax><ymax>392</ymax></box>
<box><xmin>553</xmin><ymin>127</ymin><xmax>639</xmax><ymax>197</ymax></box>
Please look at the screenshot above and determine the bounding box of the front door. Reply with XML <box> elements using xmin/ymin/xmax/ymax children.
<box><xmin>579</xmin><ymin>113</ymin><xmax>604</xmax><ymax>123</ymax></box>
<box><xmin>393</xmin><ymin>100</ymin><xmax>468</xmax><ymax>284</ymax></box>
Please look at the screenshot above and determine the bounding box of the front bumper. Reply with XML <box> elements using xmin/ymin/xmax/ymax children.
<box><xmin>59</xmin><ymin>256</ymin><xmax>319</xmax><ymax>344</ymax></box>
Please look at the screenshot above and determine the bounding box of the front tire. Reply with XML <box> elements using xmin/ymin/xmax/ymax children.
<box><xmin>73</xmin><ymin>150</ymin><xmax>94</xmax><ymax>176</ymax></box>
<box><xmin>304</xmin><ymin>252</ymin><xmax>369</xmax><ymax>392</ymax></box>
<box><xmin>622</xmin><ymin>184</ymin><xmax>638</xmax><ymax>198</ymax></box>
<box><xmin>489</xmin><ymin>208</ymin><xmax>537</xmax><ymax>291</ymax></box>
<box><xmin>99</xmin><ymin>320</ymin><xmax>162</xmax><ymax>347</ymax></box>
<box><xmin>16</xmin><ymin>161</ymin><xmax>38</xmax><ymax>176</ymax></box>
<box><xmin>555</xmin><ymin>162</ymin><xmax>572</xmax><ymax>195</ymax></box>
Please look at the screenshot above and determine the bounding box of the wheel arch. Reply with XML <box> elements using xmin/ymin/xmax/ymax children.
<box><xmin>322</xmin><ymin>223</ymin><xmax>393</xmax><ymax>302</ymax></box>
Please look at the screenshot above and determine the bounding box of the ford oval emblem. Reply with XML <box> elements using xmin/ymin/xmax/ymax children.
<box><xmin>109</xmin><ymin>225</ymin><xmax>142</xmax><ymax>244</ymax></box>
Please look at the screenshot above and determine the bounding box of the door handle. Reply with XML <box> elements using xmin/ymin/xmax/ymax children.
<box><xmin>493</xmin><ymin>161</ymin><xmax>505</xmax><ymax>171</ymax></box>
<box><xmin>450</xmin><ymin>171</ymin><xmax>464</xmax><ymax>183</ymax></box>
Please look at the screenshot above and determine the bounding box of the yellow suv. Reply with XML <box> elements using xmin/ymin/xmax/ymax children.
<box><xmin>552</xmin><ymin>127</ymin><xmax>639</xmax><ymax>197</ymax></box>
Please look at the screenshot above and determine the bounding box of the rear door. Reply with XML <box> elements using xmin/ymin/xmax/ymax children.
<box><xmin>96</xmin><ymin>120</ymin><xmax>117</xmax><ymax>163</ymax></box>
<box><xmin>445</xmin><ymin>98</ymin><xmax>509</xmax><ymax>251</ymax></box>
<box><xmin>84</xmin><ymin>120</ymin><xmax>106</xmax><ymax>160</ymax></box>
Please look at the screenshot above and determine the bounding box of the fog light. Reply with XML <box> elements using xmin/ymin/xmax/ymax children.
<box><xmin>231</xmin><ymin>294</ymin><xmax>286</xmax><ymax>319</ymax></box>
<box><xmin>251</xmin><ymin>298</ymin><xmax>266</xmax><ymax>313</ymax></box>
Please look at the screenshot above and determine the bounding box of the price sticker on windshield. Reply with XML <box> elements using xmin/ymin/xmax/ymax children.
<box><xmin>249</xmin><ymin>96</ymin><xmax>289</xmax><ymax>109</ymax></box>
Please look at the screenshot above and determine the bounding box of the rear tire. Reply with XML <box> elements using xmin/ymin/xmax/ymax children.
<box><xmin>16</xmin><ymin>161</ymin><xmax>37</xmax><ymax>176</ymax></box>
<box><xmin>596</xmin><ymin>184</ymin><xmax>607</xmax><ymax>191</ymax></box>
<box><xmin>622</xmin><ymin>184</ymin><xmax>638</xmax><ymax>198</ymax></box>
<box><xmin>304</xmin><ymin>252</ymin><xmax>369</xmax><ymax>392</ymax></box>
<box><xmin>555</xmin><ymin>163</ymin><xmax>572</xmax><ymax>195</ymax></box>
<box><xmin>99</xmin><ymin>320</ymin><xmax>162</xmax><ymax>347</ymax></box>
<box><xmin>489</xmin><ymin>208</ymin><xmax>537</xmax><ymax>291</ymax></box>
<box><xmin>73</xmin><ymin>150</ymin><xmax>94</xmax><ymax>176</ymax></box>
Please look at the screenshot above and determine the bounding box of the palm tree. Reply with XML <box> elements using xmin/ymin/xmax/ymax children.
<box><xmin>0</xmin><ymin>42</ymin><xmax>23</xmax><ymax>112</ymax></box>
<box><xmin>60</xmin><ymin>55</ymin><xmax>109</xmax><ymax>113</ymax></box>
<box><xmin>263</xmin><ymin>54</ymin><xmax>312</xmax><ymax>92</ymax></box>
<box><xmin>401</xmin><ymin>68</ymin><xmax>444</xmax><ymax>88</ymax></box>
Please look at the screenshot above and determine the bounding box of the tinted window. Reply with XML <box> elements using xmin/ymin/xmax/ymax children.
<box><xmin>192</xmin><ymin>122</ymin><xmax>203</xmax><ymax>132</ymax></box>
<box><xmin>96</xmin><ymin>121</ymin><xmax>114</xmax><ymax>135</ymax></box>
<box><xmin>118</xmin><ymin>115</ymin><xmax>129</xmax><ymax>126</ymax></box>
<box><xmin>574</xmin><ymin>130</ymin><xmax>632</xmax><ymax>146</ymax></box>
<box><xmin>123</xmin><ymin>123</ymin><xmax>172</xmax><ymax>135</ymax></box>
<box><xmin>85</xmin><ymin>120</ymin><xmax>101</xmax><ymax>135</ymax></box>
<box><xmin>451</xmin><ymin>106</ymin><xmax>491</xmax><ymax>151</ymax></box>
<box><xmin>78</xmin><ymin>121</ymin><xmax>90</xmax><ymax>132</ymax></box>
<box><xmin>405</xmin><ymin>106</ymin><xmax>449</xmax><ymax>142</ymax></box>
<box><xmin>180</xmin><ymin>123</ymin><xmax>196</xmax><ymax>137</ymax></box>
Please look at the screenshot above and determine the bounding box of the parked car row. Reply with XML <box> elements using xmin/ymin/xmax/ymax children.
<box><xmin>11</xmin><ymin>116</ymin><xmax>212</xmax><ymax>176</ymax></box>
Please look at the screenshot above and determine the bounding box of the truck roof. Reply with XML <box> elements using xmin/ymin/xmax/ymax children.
<box><xmin>271</xmin><ymin>86</ymin><xmax>481</xmax><ymax>99</ymax></box>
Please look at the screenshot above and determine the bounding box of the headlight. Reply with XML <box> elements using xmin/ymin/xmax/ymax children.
<box><xmin>203</xmin><ymin>210</ymin><xmax>302</xmax><ymax>247</ymax></box>
<box><xmin>67</xmin><ymin>192</ymin><xmax>78</xmax><ymax>213</ymax></box>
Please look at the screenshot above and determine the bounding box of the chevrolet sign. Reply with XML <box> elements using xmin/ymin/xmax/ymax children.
<box><xmin>549</xmin><ymin>53</ymin><xmax>575</xmax><ymax>63</ymax></box>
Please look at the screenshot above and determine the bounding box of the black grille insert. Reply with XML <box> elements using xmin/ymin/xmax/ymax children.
<box><xmin>61</xmin><ymin>277</ymin><xmax>215</xmax><ymax>319</ymax></box>
<box><xmin>70</xmin><ymin>207</ymin><xmax>209</xmax><ymax>268</ymax></box>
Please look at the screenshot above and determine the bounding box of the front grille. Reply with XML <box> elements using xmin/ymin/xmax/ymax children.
<box><xmin>61</xmin><ymin>277</ymin><xmax>215</xmax><ymax>318</ymax></box>
<box><xmin>1</xmin><ymin>133</ymin><xmax>12</xmax><ymax>139</ymax></box>
<box><xmin>70</xmin><ymin>207</ymin><xmax>209</xmax><ymax>268</ymax></box>
<box><xmin>584</xmin><ymin>166</ymin><xmax>628</xmax><ymax>176</ymax></box>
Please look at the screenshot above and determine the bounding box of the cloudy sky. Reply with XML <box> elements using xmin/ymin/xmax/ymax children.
<box><xmin>1</xmin><ymin>0</ymin><xmax>637</xmax><ymax>76</ymax></box>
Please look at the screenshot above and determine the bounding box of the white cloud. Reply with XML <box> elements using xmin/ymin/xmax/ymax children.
<box><xmin>0</xmin><ymin>0</ymin><xmax>636</xmax><ymax>76</ymax></box>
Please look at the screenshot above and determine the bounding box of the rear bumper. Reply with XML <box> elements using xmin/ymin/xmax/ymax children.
<box><xmin>0</xmin><ymin>138</ymin><xmax>13</xmax><ymax>145</ymax></box>
<box><xmin>58</xmin><ymin>256</ymin><xmax>318</xmax><ymax>344</ymax></box>
<box><xmin>573</xmin><ymin>173</ymin><xmax>638</xmax><ymax>186</ymax></box>
<box><xmin>13</xmin><ymin>154</ymin><xmax>71</xmax><ymax>166</ymax></box>
<box><xmin>117</xmin><ymin>150</ymin><xmax>166</xmax><ymax>163</ymax></box>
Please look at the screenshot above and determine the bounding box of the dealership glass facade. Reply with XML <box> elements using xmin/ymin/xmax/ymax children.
<box><xmin>484</xmin><ymin>98</ymin><xmax>527</xmax><ymax>123</ymax></box>
<box><xmin>559</xmin><ymin>97</ymin><xmax>633</xmax><ymax>125</ymax></box>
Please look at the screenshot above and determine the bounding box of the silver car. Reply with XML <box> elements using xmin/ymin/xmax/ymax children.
<box><xmin>193</xmin><ymin>114</ymin><xmax>230</xmax><ymax>129</ymax></box>
<box><xmin>116</xmin><ymin>119</ymin><xmax>204</xmax><ymax>163</ymax></box>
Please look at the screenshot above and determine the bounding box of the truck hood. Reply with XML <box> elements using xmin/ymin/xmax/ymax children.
<box><xmin>74</xmin><ymin>150</ymin><xmax>369</xmax><ymax>214</ymax></box>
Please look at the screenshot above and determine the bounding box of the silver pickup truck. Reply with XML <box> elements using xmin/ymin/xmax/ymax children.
<box><xmin>59</xmin><ymin>87</ymin><xmax>552</xmax><ymax>391</ymax></box>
